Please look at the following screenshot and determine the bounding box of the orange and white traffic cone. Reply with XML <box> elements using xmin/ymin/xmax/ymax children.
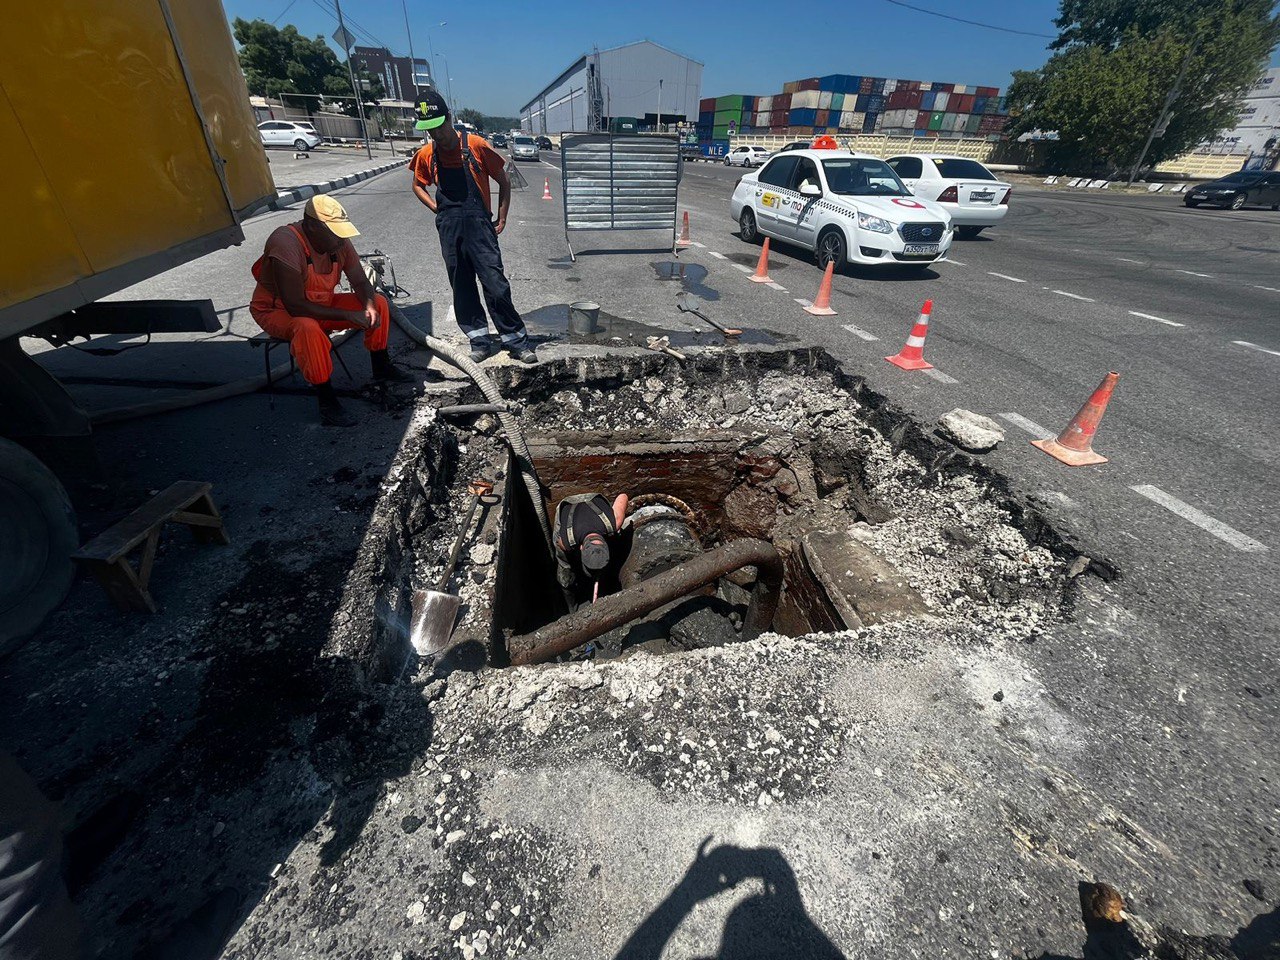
<box><xmin>885</xmin><ymin>300</ymin><xmax>935</xmax><ymax>370</ymax></box>
<box><xmin>749</xmin><ymin>238</ymin><xmax>773</xmax><ymax>283</ymax></box>
<box><xmin>804</xmin><ymin>262</ymin><xmax>836</xmax><ymax>316</ymax></box>
<box><xmin>1032</xmin><ymin>371</ymin><xmax>1119</xmax><ymax>466</ymax></box>
<box><xmin>676</xmin><ymin>211</ymin><xmax>691</xmax><ymax>248</ymax></box>
<box><xmin>542</xmin><ymin>178</ymin><xmax>553</xmax><ymax>201</ymax></box>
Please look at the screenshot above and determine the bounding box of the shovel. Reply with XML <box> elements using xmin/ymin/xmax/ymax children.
<box><xmin>676</xmin><ymin>292</ymin><xmax>743</xmax><ymax>338</ymax></box>
<box><xmin>645</xmin><ymin>335</ymin><xmax>687</xmax><ymax>360</ymax></box>
<box><xmin>408</xmin><ymin>479</ymin><xmax>498</xmax><ymax>656</ymax></box>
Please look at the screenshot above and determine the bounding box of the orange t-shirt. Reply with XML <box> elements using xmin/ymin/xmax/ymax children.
<box><xmin>410</xmin><ymin>134</ymin><xmax>506</xmax><ymax>214</ymax></box>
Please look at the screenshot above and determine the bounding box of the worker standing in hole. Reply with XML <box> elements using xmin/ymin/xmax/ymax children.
<box><xmin>408</xmin><ymin>90</ymin><xmax>537</xmax><ymax>365</ymax></box>
<box><xmin>249</xmin><ymin>195</ymin><xmax>411</xmax><ymax>427</ymax></box>
<box><xmin>554</xmin><ymin>493</ymin><xmax>629</xmax><ymax>608</ymax></box>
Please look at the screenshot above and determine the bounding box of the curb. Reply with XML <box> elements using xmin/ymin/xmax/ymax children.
<box><xmin>244</xmin><ymin>158</ymin><xmax>409</xmax><ymax>220</ymax></box>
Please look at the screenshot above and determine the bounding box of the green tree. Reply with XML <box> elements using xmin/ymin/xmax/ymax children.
<box><xmin>455</xmin><ymin>107</ymin><xmax>486</xmax><ymax>130</ymax></box>
<box><xmin>233</xmin><ymin>19</ymin><xmax>384</xmax><ymax>117</ymax></box>
<box><xmin>1007</xmin><ymin>0</ymin><xmax>1280</xmax><ymax>173</ymax></box>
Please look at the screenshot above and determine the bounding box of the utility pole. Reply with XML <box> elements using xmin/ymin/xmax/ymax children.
<box><xmin>1127</xmin><ymin>34</ymin><xmax>1199</xmax><ymax>186</ymax></box>
<box><xmin>401</xmin><ymin>0</ymin><xmax>418</xmax><ymax>102</ymax></box>
<box><xmin>334</xmin><ymin>0</ymin><xmax>372</xmax><ymax>159</ymax></box>
<box><xmin>657</xmin><ymin>78</ymin><xmax>663</xmax><ymax>132</ymax></box>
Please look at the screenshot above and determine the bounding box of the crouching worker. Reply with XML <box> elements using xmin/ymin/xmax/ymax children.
<box><xmin>250</xmin><ymin>195</ymin><xmax>410</xmax><ymax>427</ymax></box>
<box><xmin>554</xmin><ymin>493</ymin><xmax>629</xmax><ymax>609</ymax></box>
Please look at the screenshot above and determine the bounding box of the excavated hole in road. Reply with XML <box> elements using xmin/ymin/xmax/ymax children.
<box><xmin>364</xmin><ymin>346</ymin><xmax>1079</xmax><ymax>680</ymax></box>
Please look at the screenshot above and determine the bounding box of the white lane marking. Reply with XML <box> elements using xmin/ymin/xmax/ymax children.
<box><xmin>940</xmin><ymin>258</ymin><xmax>967</xmax><ymax>266</ymax></box>
<box><xmin>997</xmin><ymin>412</ymin><xmax>1053</xmax><ymax>439</ymax></box>
<box><xmin>731</xmin><ymin>263</ymin><xmax>753</xmax><ymax>274</ymax></box>
<box><xmin>1115</xmin><ymin>257</ymin><xmax>1143</xmax><ymax>263</ymax></box>
<box><xmin>1177</xmin><ymin>269</ymin><xmax>1213</xmax><ymax>278</ymax></box>
<box><xmin>1130</xmin><ymin>485</ymin><xmax>1268</xmax><ymax>553</ymax></box>
<box><xmin>1052</xmin><ymin>290</ymin><xmax>1095</xmax><ymax>302</ymax></box>
<box><xmin>921</xmin><ymin>368</ymin><xmax>957</xmax><ymax>384</ymax></box>
<box><xmin>1253</xmin><ymin>285</ymin><xmax>1280</xmax><ymax>293</ymax></box>
<box><xmin>708</xmin><ymin>251</ymin><xmax>727</xmax><ymax>260</ymax></box>
<box><xmin>689</xmin><ymin>241</ymin><xmax>706</xmax><ymax>248</ymax></box>
<box><xmin>987</xmin><ymin>272</ymin><xmax>1026</xmax><ymax>283</ymax></box>
<box><xmin>1233</xmin><ymin>340</ymin><xmax>1280</xmax><ymax>357</ymax></box>
<box><xmin>766</xmin><ymin>281</ymin><xmax>788</xmax><ymax>292</ymax></box>
<box><xmin>842</xmin><ymin>324</ymin><xmax>879</xmax><ymax>341</ymax></box>
<box><xmin>1128</xmin><ymin>310</ymin><xmax>1185</xmax><ymax>328</ymax></box>
<box><xmin>794</xmin><ymin>298</ymin><xmax>812</xmax><ymax>308</ymax></box>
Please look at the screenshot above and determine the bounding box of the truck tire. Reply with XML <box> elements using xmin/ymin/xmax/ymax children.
<box><xmin>0</xmin><ymin>439</ymin><xmax>78</xmax><ymax>657</ymax></box>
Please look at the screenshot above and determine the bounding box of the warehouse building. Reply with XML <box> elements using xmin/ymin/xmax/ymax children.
<box><xmin>520</xmin><ymin>40</ymin><xmax>702</xmax><ymax>135</ymax></box>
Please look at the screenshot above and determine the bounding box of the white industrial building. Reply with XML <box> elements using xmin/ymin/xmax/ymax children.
<box><xmin>520</xmin><ymin>40</ymin><xmax>702</xmax><ymax>135</ymax></box>
<box><xmin>1205</xmin><ymin>67</ymin><xmax>1280</xmax><ymax>158</ymax></box>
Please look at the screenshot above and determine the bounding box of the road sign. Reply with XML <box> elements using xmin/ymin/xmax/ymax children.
<box><xmin>332</xmin><ymin>25</ymin><xmax>356</xmax><ymax>51</ymax></box>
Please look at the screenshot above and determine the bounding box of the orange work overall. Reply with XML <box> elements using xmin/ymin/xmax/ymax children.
<box><xmin>249</xmin><ymin>225</ymin><xmax>389</xmax><ymax>385</ymax></box>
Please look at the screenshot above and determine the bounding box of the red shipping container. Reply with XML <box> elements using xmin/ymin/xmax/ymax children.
<box><xmin>815</xmin><ymin>109</ymin><xmax>829</xmax><ymax>125</ymax></box>
<box><xmin>976</xmin><ymin>86</ymin><xmax>999</xmax><ymax>97</ymax></box>
<box><xmin>933</xmin><ymin>82</ymin><xmax>954</xmax><ymax>93</ymax></box>
<box><xmin>915</xmin><ymin>111</ymin><xmax>931</xmax><ymax>129</ymax></box>
<box><xmin>903</xmin><ymin>90</ymin><xmax>922</xmax><ymax>109</ymax></box>
<box><xmin>773</xmin><ymin>92</ymin><xmax>792</xmax><ymax>110</ymax></box>
<box><xmin>887</xmin><ymin>90</ymin><xmax>908</xmax><ymax>109</ymax></box>
<box><xmin>798</xmin><ymin>77</ymin><xmax>821</xmax><ymax>91</ymax></box>
<box><xmin>954</xmin><ymin>94</ymin><xmax>975</xmax><ymax>113</ymax></box>
<box><xmin>700</xmin><ymin>97</ymin><xmax>716</xmax><ymax>114</ymax></box>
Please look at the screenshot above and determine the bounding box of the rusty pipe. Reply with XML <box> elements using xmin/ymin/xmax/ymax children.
<box><xmin>508</xmin><ymin>538</ymin><xmax>783</xmax><ymax>667</ymax></box>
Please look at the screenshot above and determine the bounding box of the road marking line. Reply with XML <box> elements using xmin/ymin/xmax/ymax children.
<box><xmin>921</xmin><ymin>368</ymin><xmax>958</xmax><ymax>384</ymax></box>
<box><xmin>689</xmin><ymin>241</ymin><xmax>706</xmax><ymax>248</ymax></box>
<box><xmin>1253</xmin><ymin>285</ymin><xmax>1280</xmax><ymax>293</ymax></box>
<box><xmin>766</xmin><ymin>281</ymin><xmax>788</xmax><ymax>292</ymax></box>
<box><xmin>987</xmin><ymin>272</ymin><xmax>1026</xmax><ymax>283</ymax></box>
<box><xmin>1130</xmin><ymin>485</ymin><xmax>1268</xmax><ymax>553</ymax></box>
<box><xmin>842</xmin><ymin>324</ymin><xmax>879</xmax><ymax>341</ymax></box>
<box><xmin>941</xmin><ymin>258</ymin><xmax>967</xmax><ymax>266</ymax></box>
<box><xmin>708</xmin><ymin>251</ymin><xmax>727</xmax><ymax>260</ymax></box>
<box><xmin>1115</xmin><ymin>257</ymin><xmax>1143</xmax><ymax>263</ymax></box>
<box><xmin>731</xmin><ymin>263</ymin><xmax>753</xmax><ymax>274</ymax></box>
<box><xmin>997</xmin><ymin>412</ymin><xmax>1052</xmax><ymax>439</ymax></box>
<box><xmin>794</xmin><ymin>298</ymin><xmax>812</xmax><ymax>308</ymax></box>
<box><xmin>1052</xmin><ymin>290</ymin><xmax>1095</xmax><ymax>302</ymax></box>
<box><xmin>1128</xmin><ymin>310</ymin><xmax>1185</xmax><ymax>327</ymax></box>
<box><xmin>1177</xmin><ymin>269</ymin><xmax>1213</xmax><ymax>278</ymax></box>
<box><xmin>1233</xmin><ymin>340</ymin><xmax>1280</xmax><ymax>357</ymax></box>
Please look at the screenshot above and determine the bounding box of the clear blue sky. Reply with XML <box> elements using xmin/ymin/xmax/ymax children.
<box><xmin>225</xmin><ymin>0</ymin><xmax>1280</xmax><ymax>115</ymax></box>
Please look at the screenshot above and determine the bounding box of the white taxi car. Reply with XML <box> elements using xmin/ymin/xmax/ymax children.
<box><xmin>731</xmin><ymin>148</ymin><xmax>953</xmax><ymax>271</ymax></box>
<box><xmin>886</xmin><ymin>154</ymin><xmax>1011</xmax><ymax>238</ymax></box>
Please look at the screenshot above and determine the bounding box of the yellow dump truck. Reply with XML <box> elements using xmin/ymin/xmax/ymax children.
<box><xmin>0</xmin><ymin>0</ymin><xmax>275</xmax><ymax>651</ymax></box>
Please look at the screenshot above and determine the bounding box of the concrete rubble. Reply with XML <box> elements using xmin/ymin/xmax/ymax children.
<box><xmin>936</xmin><ymin>407</ymin><xmax>1006</xmax><ymax>453</ymax></box>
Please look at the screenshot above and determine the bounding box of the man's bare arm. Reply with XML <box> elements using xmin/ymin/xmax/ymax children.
<box><xmin>270</xmin><ymin>260</ymin><xmax>367</xmax><ymax>327</ymax></box>
<box><xmin>412</xmin><ymin>179</ymin><xmax>438</xmax><ymax>213</ymax></box>
<box><xmin>493</xmin><ymin>163</ymin><xmax>512</xmax><ymax>234</ymax></box>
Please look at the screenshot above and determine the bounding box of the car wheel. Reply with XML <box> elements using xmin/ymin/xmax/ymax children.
<box><xmin>739</xmin><ymin>208</ymin><xmax>759</xmax><ymax>244</ymax></box>
<box><xmin>816</xmin><ymin>227</ymin><xmax>847</xmax><ymax>273</ymax></box>
<box><xmin>1231</xmin><ymin>193</ymin><xmax>1247</xmax><ymax>210</ymax></box>
<box><xmin>723</xmin><ymin>156</ymin><xmax>731</xmax><ymax>166</ymax></box>
<box><xmin>294</xmin><ymin>139</ymin><xmax>309</xmax><ymax>151</ymax></box>
<box><xmin>1272</xmin><ymin>203</ymin><xmax>1279</xmax><ymax>212</ymax></box>
<box><xmin>956</xmin><ymin>225</ymin><xmax>985</xmax><ymax>239</ymax></box>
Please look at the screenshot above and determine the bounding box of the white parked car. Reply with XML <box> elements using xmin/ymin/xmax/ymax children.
<box><xmin>886</xmin><ymin>154</ymin><xmax>1010</xmax><ymax>238</ymax></box>
<box><xmin>257</xmin><ymin>120</ymin><xmax>321</xmax><ymax>151</ymax></box>
<box><xmin>724</xmin><ymin>145</ymin><xmax>772</xmax><ymax>167</ymax></box>
<box><xmin>730</xmin><ymin>149</ymin><xmax>954</xmax><ymax>272</ymax></box>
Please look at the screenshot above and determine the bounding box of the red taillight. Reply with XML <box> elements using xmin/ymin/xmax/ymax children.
<box><xmin>938</xmin><ymin>185</ymin><xmax>958</xmax><ymax>203</ymax></box>
<box><xmin>1000</xmin><ymin>187</ymin><xmax>1012</xmax><ymax>205</ymax></box>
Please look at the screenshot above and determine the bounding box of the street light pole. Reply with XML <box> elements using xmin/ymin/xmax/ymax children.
<box><xmin>401</xmin><ymin>0</ymin><xmax>418</xmax><ymax>102</ymax></box>
<box><xmin>334</xmin><ymin>0</ymin><xmax>372</xmax><ymax>159</ymax></box>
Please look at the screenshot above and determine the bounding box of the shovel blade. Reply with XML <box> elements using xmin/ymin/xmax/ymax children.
<box><xmin>409</xmin><ymin>589</ymin><xmax>463</xmax><ymax>656</ymax></box>
<box><xmin>676</xmin><ymin>291</ymin><xmax>699</xmax><ymax>313</ymax></box>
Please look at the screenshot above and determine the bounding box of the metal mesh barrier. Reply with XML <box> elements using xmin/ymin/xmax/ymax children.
<box><xmin>560</xmin><ymin>133</ymin><xmax>681</xmax><ymax>260</ymax></box>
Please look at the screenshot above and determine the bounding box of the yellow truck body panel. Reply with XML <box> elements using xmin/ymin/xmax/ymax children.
<box><xmin>0</xmin><ymin>0</ymin><xmax>274</xmax><ymax>337</ymax></box>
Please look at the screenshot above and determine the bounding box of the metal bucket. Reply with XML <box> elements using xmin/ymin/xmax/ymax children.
<box><xmin>568</xmin><ymin>301</ymin><xmax>601</xmax><ymax>335</ymax></box>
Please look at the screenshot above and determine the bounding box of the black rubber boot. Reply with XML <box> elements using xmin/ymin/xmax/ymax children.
<box><xmin>315</xmin><ymin>382</ymin><xmax>357</xmax><ymax>427</ymax></box>
<box><xmin>370</xmin><ymin>349</ymin><xmax>412</xmax><ymax>383</ymax></box>
<box><xmin>508</xmin><ymin>342</ymin><xmax>538</xmax><ymax>365</ymax></box>
<box><xmin>469</xmin><ymin>338</ymin><xmax>498</xmax><ymax>363</ymax></box>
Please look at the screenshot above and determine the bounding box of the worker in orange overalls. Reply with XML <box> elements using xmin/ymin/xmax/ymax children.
<box><xmin>250</xmin><ymin>195</ymin><xmax>410</xmax><ymax>426</ymax></box>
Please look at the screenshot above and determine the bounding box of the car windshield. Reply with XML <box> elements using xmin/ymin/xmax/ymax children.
<box><xmin>514</xmin><ymin>137</ymin><xmax>535</xmax><ymax>145</ymax></box>
<box><xmin>934</xmin><ymin>158</ymin><xmax>996</xmax><ymax>181</ymax></box>
<box><xmin>820</xmin><ymin>158</ymin><xmax>909</xmax><ymax>196</ymax></box>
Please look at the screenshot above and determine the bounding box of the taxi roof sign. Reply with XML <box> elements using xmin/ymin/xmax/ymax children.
<box><xmin>811</xmin><ymin>135</ymin><xmax>839</xmax><ymax>150</ymax></box>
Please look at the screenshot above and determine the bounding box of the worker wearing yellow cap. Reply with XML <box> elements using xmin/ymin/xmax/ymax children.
<box><xmin>249</xmin><ymin>195</ymin><xmax>410</xmax><ymax>426</ymax></box>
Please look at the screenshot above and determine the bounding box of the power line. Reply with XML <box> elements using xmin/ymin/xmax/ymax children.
<box><xmin>271</xmin><ymin>0</ymin><xmax>298</xmax><ymax>25</ymax></box>
<box><xmin>880</xmin><ymin>0</ymin><xmax>1055</xmax><ymax>39</ymax></box>
<box><xmin>309</xmin><ymin>0</ymin><xmax>390</xmax><ymax>51</ymax></box>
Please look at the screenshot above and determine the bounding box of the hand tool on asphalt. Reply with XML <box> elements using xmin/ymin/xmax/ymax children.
<box><xmin>676</xmin><ymin>292</ymin><xmax>743</xmax><ymax>338</ymax></box>
<box><xmin>408</xmin><ymin>479</ymin><xmax>499</xmax><ymax>656</ymax></box>
<box><xmin>645</xmin><ymin>336</ymin><xmax>686</xmax><ymax>360</ymax></box>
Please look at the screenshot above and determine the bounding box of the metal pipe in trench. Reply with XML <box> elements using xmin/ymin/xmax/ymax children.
<box><xmin>507</xmin><ymin>538</ymin><xmax>784</xmax><ymax>667</ymax></box>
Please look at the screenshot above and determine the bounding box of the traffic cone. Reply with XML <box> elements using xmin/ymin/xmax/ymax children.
<box><xmin>1032</xmin><ymin>372</ymin><xmax>1119</xmax><ymax>466</ymax></box>
<box><xmin>804</xmin><ymin>262</ymin><xmax>836</xmax><ymax>316</ymax></box>
<box><xmin>885</xmin><ymin>300</ymin><xmax>935</xmax><ymax>370</ymax></box>
<box><xmin>676</xmin><ymin>211</ymin><xmax>691</xmax><ymax>248</ymax></box>
<box><xmin>749</xmin><ymin>238</ymin><xmax>773</xmax><ymax>283</ymax></box>
<box><xmin>541</xmin><ymin>178</ymin><xmax>552</xmax><ymax>201</ymax></box>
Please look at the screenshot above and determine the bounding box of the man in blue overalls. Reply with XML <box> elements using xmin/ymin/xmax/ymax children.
<box><xmin>409</xmin><ymin>91</ymin><xmax>537</xmax><ymax>364</ymax></box>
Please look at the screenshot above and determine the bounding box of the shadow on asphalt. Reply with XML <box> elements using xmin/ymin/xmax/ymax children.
<box><xmin>733</xmin><ymin>232</ymin><xmax>942</xmax><ymax>283</ymax></box>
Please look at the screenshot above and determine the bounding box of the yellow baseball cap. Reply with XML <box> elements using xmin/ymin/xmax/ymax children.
<box><xmin>304</xmin><ymin>194</ymin><xmax>359</xmax><ymax>238</ymax></box>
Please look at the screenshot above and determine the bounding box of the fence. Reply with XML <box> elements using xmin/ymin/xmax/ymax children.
<box><xmin>728</xmin><ymin>133</ymin><xmax>997</xmax><ymax>162</ymax></box>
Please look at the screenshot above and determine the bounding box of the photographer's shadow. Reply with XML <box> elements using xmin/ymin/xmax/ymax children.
<box><xmin>615</xmin><ymin>838</ymin><xmax>846</xmax><ymax>960</ymax></box>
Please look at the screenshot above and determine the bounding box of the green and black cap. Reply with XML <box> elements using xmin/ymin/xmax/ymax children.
<box><xmin>414</xmin><ymin>89</ymin><xmax>450</xmax><ymax>131</ymax></box>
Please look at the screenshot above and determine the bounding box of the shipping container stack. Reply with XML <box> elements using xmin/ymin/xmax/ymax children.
<box><xmin>700</xmin><ymin>74</ymin><xmax>1011</xmax><ymax>150</ymax></box>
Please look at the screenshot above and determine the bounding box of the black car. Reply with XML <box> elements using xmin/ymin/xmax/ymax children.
<box><xmin>491</xmin><ymin>133</ymin><xmax>507</xmax><ymax>148</ymax></box>
<box><xmin>778</xmin><ymin>141</ymin><xmax>811</xmax><ymax>152</ymax></box>
<box><xmin>536</xmin><ymin>136</ymin><xmax>552</xmax><ymax>150</ymax></box>
<box><xmin>1185</xmin><ymin>170</ymin><xmax>1280</xmax><ymax>210</ymax></box>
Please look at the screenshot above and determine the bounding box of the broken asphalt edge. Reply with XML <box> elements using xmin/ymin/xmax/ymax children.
<box><xmin>241</xmin><ymin>157</ymin><xmax>410</xmax><ymax>222</ymax></box>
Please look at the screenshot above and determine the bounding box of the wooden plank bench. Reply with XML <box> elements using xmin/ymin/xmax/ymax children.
<box><xmin>72</xmin><ymin>481</ymin><xmax>229</xmax><ymax>612</ymax></box>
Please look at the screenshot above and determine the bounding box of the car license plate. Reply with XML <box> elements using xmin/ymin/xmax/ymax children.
<box><xmin>903</xmin><ymin>244</ymin><xmax>940</xmax><ymax>255</ymax></box>
<box><xmin>971</xmin><ymin>191</ymin><xmax>995</xmax><ymax>202</ymax></box>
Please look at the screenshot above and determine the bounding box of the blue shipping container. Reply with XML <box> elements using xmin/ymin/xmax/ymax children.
<box><xmin>855</xmin><ymin>94</ymin><xmax>871</xmax><ymax>112</ymax></box>
<box><xmin>921</xmin><ymin>91</ymin><xmax>937</xmax><ymax>110</ymax></box>
<box><xmin>789</xmin><ymin>108</ymin><xmax>818</xmax><ymax>126</ymax></box>
<box><xmin>862</xmin><ymin>112</ymin><xmax>878</xmax><ymax>133</ymax></box>
<box><xmin>699</xmin><ymin>110</ymin><xmax>714</xmax><ymax>123</ymax></box>
<box><xmin>871</xmin><ymin>78</ymin><xmax>886</xmax><ymax>94</ymax></box>
<box><xmin>973</xmin><ymin>97</ymin><xmax>988</xmax><ymax>114</ymax></box>
<box><xmin>868</xmin><ymin>94</ymin><xmax>885</xmax><ymax>112</ymax></box>
<box><xmin>706</xmin><ymin>139</ymin><xmax>730</xmax><ymax>158</ymax></box>
<box><xmin>913</xmin><ymin>128</ymin><xmax>930</xmax><ymax>137</ymax></box>
<box><xmin>743</xmin><ymin>96</ymin><xmax>756</xmax><ymax>114</ymax></box>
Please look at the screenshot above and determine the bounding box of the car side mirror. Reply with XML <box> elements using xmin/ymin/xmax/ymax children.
<box><xmin>800</xmin><ymin>182</ymin><xmax>821</xmax><ymax>197</ymax></box>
